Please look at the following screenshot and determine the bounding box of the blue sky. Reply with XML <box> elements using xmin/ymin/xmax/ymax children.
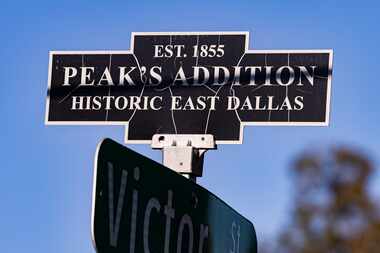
<box><xmin>1</xmin><ymin>0</ymin><xmax>380</xmax><ymax>252</ymax></box>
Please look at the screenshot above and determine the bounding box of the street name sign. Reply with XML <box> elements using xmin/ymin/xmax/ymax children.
<box><xmin>92</xmin><ymin>138</ymin><xmax>257</xmax><ymax>253</ymax></box>
<box><xmin>46</xmin><ymin>32</ymin><xmax>333</xmax><ymax>143</ymax></box>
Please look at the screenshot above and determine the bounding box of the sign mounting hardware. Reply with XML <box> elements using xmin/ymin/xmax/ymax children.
<box><xmin>151</xmin><ymin>134</ymin><xmax>216</xmax><ymax>182</ymax></box>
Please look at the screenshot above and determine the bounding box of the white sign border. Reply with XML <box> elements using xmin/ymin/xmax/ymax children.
<box><xmin>44</xmin><ymin>32</ymin><xmax>333</xmax><ymax>145</ymax></box>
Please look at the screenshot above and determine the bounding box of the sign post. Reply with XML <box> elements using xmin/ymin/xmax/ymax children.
<box><xmin>92</xmin><ymin>138</ymin><xmax>257</xmax><ymax>253</ymax></box>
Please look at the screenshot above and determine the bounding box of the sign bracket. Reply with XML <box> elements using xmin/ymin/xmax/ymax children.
<box><xmin>151</xmin><ymin>134</ymin><xmax>217</xmax><ymax>182</ymax></box>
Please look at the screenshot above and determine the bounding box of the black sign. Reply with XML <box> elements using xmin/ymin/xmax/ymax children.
<box><xmin>92</xmin><ymin>138</ymin><xmax>257</xmax><ymax>253</ymax></box>
<box><xmin>46</xmin><ymin>32</ymin><xmax>333</xmax><ymax>143</ymax></box>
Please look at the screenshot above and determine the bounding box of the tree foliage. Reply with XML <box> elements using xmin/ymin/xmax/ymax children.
<box><xmin>277</xmin><ymin>147</ymin><xmax>380</xmax><ymax>253</ymax></box>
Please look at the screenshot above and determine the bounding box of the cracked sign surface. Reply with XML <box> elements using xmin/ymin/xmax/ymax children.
<box><xmin>45</xmin><ymin>32</ymin><xmax>333</xmax><ymax>144</ymax></box>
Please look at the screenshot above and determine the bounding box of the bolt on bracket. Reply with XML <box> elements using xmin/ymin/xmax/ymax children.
<box><xmin>151</xmin><ymin>134</ymin><xmax>216</xmax><ymax>181</ymax></box>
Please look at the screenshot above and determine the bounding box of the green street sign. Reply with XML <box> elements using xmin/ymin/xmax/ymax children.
<box><xmin>92</xmin><ymin>138</ymin><xmax>257</xmax><ymax>253</ymax></box>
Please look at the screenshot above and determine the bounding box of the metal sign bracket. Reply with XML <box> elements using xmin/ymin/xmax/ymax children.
<box><xmin>151</xmin><ymin>134</ymin><xmax>217</xmax><ymax>182</ymax></box>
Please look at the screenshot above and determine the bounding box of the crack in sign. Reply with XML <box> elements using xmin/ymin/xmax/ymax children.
<box><xmin>125</xmin><ymin>53</ymin><xmax>147</xmax><ymax>123</ymax></box>
<box><xmin>46</xmin><ymin>32</ymin><xmax>333</xmax><ymax>144</ymax></box>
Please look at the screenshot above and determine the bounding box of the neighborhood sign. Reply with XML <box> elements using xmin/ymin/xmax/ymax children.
<box><xmin>46</xmin><ymin>32</ymin><xmax>333</xmax><ymax>143</ymax></box>
<box><xmin>92</xmin><ymin>138</ymin><xmax>257</xmax><ymax>253</ymax></box>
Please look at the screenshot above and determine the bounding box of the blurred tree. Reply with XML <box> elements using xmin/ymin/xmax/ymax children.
<box><xmin>277</xmin><ymin>147</ymin><xmax>380</xmax><ymax>253</ymax></box>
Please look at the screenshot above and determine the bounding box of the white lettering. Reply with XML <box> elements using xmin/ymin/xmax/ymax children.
<box><xmin>63</xmin><ymin>67</ymin><xmax>77</xmax><ymax>86</ymax></box>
